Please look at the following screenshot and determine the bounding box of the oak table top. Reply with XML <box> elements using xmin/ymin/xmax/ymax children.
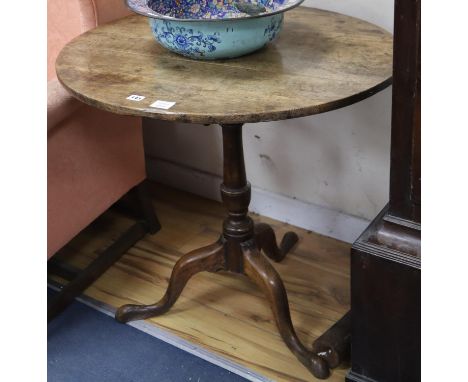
<box><xmin>56</xmin><ymin>7</ymin><xmax>393</xmax><ymax>125</ymax></box>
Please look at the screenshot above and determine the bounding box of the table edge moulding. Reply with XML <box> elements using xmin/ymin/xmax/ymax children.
<box><xmin>56</xmin><ymin>7</ymin><xmax>393</xmax><ymax>125</ymax></box>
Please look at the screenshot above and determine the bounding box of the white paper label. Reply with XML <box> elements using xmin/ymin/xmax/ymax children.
<box><xmin>126</xmin><ymin>94</ymin><xmax>145</xmax><ymax>101</ymax></box>
<box><xmin>150</xmin><ymin>100</ymin><xmax>176</xmax><ymax>110</ymax></box>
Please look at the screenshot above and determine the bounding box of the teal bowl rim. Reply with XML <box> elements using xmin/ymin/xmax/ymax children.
<box><xmin>126</xmin><ymin>0</ymin><xmax>304</xmax><ymax>22</ymax></box>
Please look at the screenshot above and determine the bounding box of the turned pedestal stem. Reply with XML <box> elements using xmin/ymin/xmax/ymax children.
<box><xmin>115</xmin><ymin>124</ymin><xmax>330</xmax><ymax>379</ymax></box>
<box><xmin>220</xmin><ymin>124</ymin><xmax>254</xmax><ymax>272</ymax></box>
<box><xmin>219</xmin><ymin>124</ymin><xmax>329</xmax><ymax>378</ymax></box>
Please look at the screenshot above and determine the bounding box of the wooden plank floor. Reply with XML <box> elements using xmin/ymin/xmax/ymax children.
<box><xmin>52</xmin><ymin>184</ymin><xmax>351</xmax><ymax>382</ymax></box>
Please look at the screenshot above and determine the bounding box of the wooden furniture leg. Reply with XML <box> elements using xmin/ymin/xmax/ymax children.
<box><xmin>254</xmin><ymin>222</ymin><xmax>298</xmax><ymax>262</ymax></box>
<box><xmin>312</xmin><ymin>310</ymin><xmax>351</xmax><ymax>369</ymax></box>
<box><xmin>116</xmin><ymin>240</ymin><xmax>225</xmax><ymax>323</ymax></box>
<box><xmin>243</xmin><ymin>242</ymin><xmax>329</xmax><ymax>379</ymax></box>
<box><xmin>115</xmin><ymin>124</ymin><xmax>332</xmax><ymax>379</ymax></box>
<box><xmin>48</xmin><ymin>181</ymin><xmax>160</xmax><ymax>321</ymax></box>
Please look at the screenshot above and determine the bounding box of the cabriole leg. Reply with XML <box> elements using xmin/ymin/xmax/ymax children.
<box><xmin>242</xmin><ymin>242</ymin><xmax>330</xmax><ymax>379</ymax></box>
<box><xmin>115</xmin><ymin>240</ymin><xmax>225</xmax><ymax>323</ymax></box>
<box><xmin>254</xmin><ymin>222</ymin><xmax>298</xmax><ymax>262</ymax></box>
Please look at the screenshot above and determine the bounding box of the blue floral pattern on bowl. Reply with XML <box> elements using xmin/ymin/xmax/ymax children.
<box><xmin>264</xmin><ymin>15</ymin><xmax>282</xmax><ymax>41</ymax></box>
<box><xmin>127</xmin><ymin>0</ymin><xmax>302</xmax><ymax>20</ymax></box>
<box><xmin>147</xmin><ymin>0</ymin><xmax>285</xmax><ymax>20</ymax></box>
<box><xmin>127</xmin><ymin>0</ymin><xmax>303</xmax><ymax>59</ymax></box>
<box><xmin>151</xmin><ymin>20</ymin><xmax>222</xmax><ymax>57</ymax></box>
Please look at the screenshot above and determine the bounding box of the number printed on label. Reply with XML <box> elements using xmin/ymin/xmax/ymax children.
<box><xmin>126</xmin><ymin>94</ymin><xmax>145</xmax><ymax>101</ymax></box>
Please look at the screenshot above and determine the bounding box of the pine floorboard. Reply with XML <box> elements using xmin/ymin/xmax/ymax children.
<box><xmin>52</xmin><ymin>183</ymin><xmax>351</xmax><ymax>382</ymax></box>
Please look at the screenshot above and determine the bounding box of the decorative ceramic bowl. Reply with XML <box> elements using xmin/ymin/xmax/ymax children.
<box><xmin>126</xmin><ymin>0</ymin><xmax>304</xmax><ymax>59</ymax></box>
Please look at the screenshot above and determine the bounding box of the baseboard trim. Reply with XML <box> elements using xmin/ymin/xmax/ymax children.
<box><xmin>48</xmin><ymin>281</ymin><xmax>272</xmax><ymax>382</ymax></box>
<box><xmin>146</xmin><ymin>156</ymin><xmax>370</xmax><ymax>244</ymax></box>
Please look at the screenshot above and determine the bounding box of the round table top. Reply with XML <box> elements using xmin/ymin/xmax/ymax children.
<box><xmin>56</xmin><ymin>7</ymin><xmax>393</xmax><ymax>125</ymax></box>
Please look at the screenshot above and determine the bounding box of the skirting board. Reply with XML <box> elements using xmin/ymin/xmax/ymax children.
<box><xmin>48</xmin><ymin>280</ymin><xmax>272</xmax><ymax>382</ymax></box>
<box><xmin>146</xmin><ymin>156</ymin><xmax>370</xmax><ymax>244</ymax></box>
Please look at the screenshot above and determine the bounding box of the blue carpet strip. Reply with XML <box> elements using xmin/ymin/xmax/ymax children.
<box><xmin>48</xmin><ymin>289</ymin><xmax>249</xmax><ymax>382</ymax></box>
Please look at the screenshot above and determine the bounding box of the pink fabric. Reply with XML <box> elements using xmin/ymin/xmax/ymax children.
<box><xmin>47</xmin><ymin>0</ymin><xmax>147</xmax><ymax>258</ymax></box>
<box><xmin>47</xmin><ymin>0</ymin><xmax>86</xmax><ymax>80</ymax></box>
<box><xmin>47</xmin><ymin>78</ymin><xmax>82</xmax><ymax>129</ymax></box>
<box><xmin>47</xmin><ymin>106</ymin><xmax>145</xmax><ymax>258</ymax></box>
<box><xmin>90</xmin><ymin>0</ymin><xmax>133</xmax><ymax>26</ymax></box>
<box><xmin>47</xmin><ymin>0</ymin><xmax>131</xmax><ymax>80</ymax></box>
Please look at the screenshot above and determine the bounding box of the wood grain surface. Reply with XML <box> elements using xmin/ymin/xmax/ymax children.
<box><xmin>52</xmin><ymin>184</ymin><xmax>351</xmax><ymax>382</ymax></box>
<box><xmin>56</xmin><ymin>7</ymin><xmax>393</xmax><ymax>124</ymax></box>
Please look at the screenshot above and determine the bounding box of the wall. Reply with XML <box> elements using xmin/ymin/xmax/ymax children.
<box><xmin>143</xmin><ymin>0</ymin><xmax>394</xmax><ymax>243</ymax></box>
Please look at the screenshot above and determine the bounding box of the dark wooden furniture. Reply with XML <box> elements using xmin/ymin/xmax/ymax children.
<box><xmin>55</xmin><ymin>7</ymin><xmax>393</xmax><ymax>379</ymax></box>
<box><xmin>346</xmin><ymin>0</ymin><xmax>421</xmax><ymax>381</ymax></box>
<box><xmin>47</xmin><ymin>182</ymin><xmax>161</xmax><ymax>321</ymax></box>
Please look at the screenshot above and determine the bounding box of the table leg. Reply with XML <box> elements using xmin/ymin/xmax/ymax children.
<box><xmin>115</xmin><ymin>123</ymin><xmax>331</xmax><ymax>379</ymax></box>
<box><xmin>243</xmin><ymin>241</ymin><xmax>329</xmax><ymax>379</ymax></box>
<box><xmin>115</xmin><ymin>239</ymin><xmax>225</xmax><ymax>323</ymax></box>
<box><xmin>254</xmin><ymin>222</ymin><xmax>299</xmax><ymax>262</ymax></box>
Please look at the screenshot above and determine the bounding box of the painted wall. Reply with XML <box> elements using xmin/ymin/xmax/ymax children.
<box><xmin>143</xmin><ymin>0</ymin><xmax>394</xmax><ymax>230</ymax></box>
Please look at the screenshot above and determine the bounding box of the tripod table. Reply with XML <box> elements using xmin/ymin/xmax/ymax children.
<box><xmin>56</xmin><ymin>6</ymin><xmax>392</xmax><ymax>379</ymax></box>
